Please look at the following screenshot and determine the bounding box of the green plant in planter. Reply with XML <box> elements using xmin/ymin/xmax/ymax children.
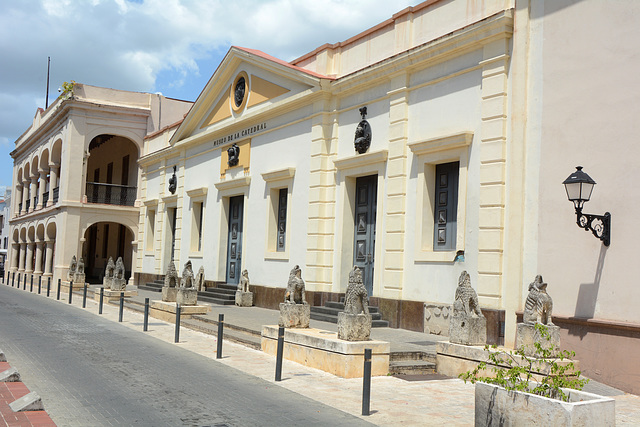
<box><xmin>459</xmin><ymin>323</ymin><xmax>588</xmax><ymax>402</ymax></box>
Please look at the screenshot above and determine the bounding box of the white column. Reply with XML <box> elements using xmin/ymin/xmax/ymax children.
<box><xmin>25</xmin><ymin>243</ymin><xmax>35</xmax><ymax>273</ymax></box>
<box><xmin>18</xmin><ymin>243</ymin><xmax>26</xmax><ymax>271</ymax></box>
<box><xmin>34</xmin><ymin>242</ymin><xmax>44</xmax><ymax>274</ymax></box>
<box><xmin>49</xmin><ymin>163</ymin><xmax>60</xmax><ymax>204</ymax></box>
<box><xmin>11</xmin><ymin>243</ymin><xmax>19</xmax><ymax>270</ymax></box>
<box><xmin>22</xmin><ymin>179</ymin><xmax>29</xmax><ymax>212</ymax></box>
<box><xmin>44</xmin><ymin>241</ymin><xmax>54</xmax><ymax>276</ymax></box>
<box><xmin>14</xmin><ymin>184</ymin><xmax>23</xmax><ymax>216</ymax></box>
<box><xmin>37</xmin><ymin>170</ymin><xmax>47</xmax><ymax>209</ymax></box>
<box><xmin>30</xmin><ymin>176</ymin><xmax>38</xmax><ymax>211</ymax></box>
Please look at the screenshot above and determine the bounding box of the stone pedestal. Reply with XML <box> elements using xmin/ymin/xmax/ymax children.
<box><xmin>162</xmin><ymin>286</ymin><xmax>178</xmax><ymax>302</ymax></box>
<box><xmin>235</xmin><ymin>291</ymin><xmax>253</xmax><ymax>307</ymax></box>
<box><xmin>436</xmin><ymin>341</ymin><xmax>579</xmax><ymax>379</ymax></box>
<box><xmin>177</xmin><ymin>288</ymin><xmax>198</xmax><ymax>306</ymax></box>
<box><xmin>337</xmin><ymin>312</ymin><xmax>372</xmax><ymax>341</ymax></box>
<box><xmin>261</xmin><ymin>325</ymin><xmax>390</xmax><ymax>378</ymax></box>
<box><xmin>74</xmin><ymin>273</ymin><xmax>85</xmax><ymax>285</ymax></box>
<box><xmin>149</xmin><ymin>301</ymin><xmax>210</xmax><ymax>322</ymax></box>
<box><xmin>516</xmin><ymin>323</ymin><xmax>560</xmax><ymax>357</ymax></box>
<box><xmin>94</xmin><ymin>289</ymin><xmax>138</xmax><ymax>303</ymax></box>
<box><xmin>61</xmin><ymin>280</ymin><xmax>85</xmax><ymax>292</ymax></box>
<box><xmin>449</xmin><ymin>314</ymin><xmax>486</xmax><ymax>346</ymax></box>
<box><xmin>278</xmin><ymin>302</ymin><xmax>310</xmax><ymax>328</ymax></box>
<box><xmin>109</xmin><ymin>278</ymin><xmax>127</xmax><ymax>292</ymax></box>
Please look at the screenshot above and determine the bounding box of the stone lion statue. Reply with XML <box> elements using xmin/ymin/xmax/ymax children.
<box><xmin>77</xmin><ymin>257</ymin><xmax>85</xmax><ymax>275</ymax></box>
<box><xmin>164</xmin><ymin>260</ymin><xmax>179</xmax><ymax>288</ymax></box>
<box><xmin>68</xmin><ymin>255</ymin><xmax>77</xmax><ymax>280</ymax></box>
<box><xmin>181</xmin><ymin>260</ymin><xmax>194</xmax><ymax>289</ymax></box>
<box><xmin>344</xmin><ymin>266</ymin><xmax>369</xmax><ymax>315</ymax></box>
<box><xmin>195</xmin><ymin>266</ymin><xmax>206</xmax><ymax>292</ymax></box>
<box><xmin>114</xmin><ymin>257</ymin><xmax>125</xmax><ymax>280</ymax></box>
<box><xmin>523</xmin><ymin>275</ymin><xmax>554</xmax><ymax>326</ymax></box>
<box><xmin>453</xmin><ymin>271</ymin><xmax>484</xmax><ymax>318</ymax></box>
<box><xmin>238</xmin><ymin>269</ymin><xmax>250</xmax><ymax>293</ymax></box>
<box><xmin>104</xmin><ymin>257</ymin><xmax>115</xmax><ymax>279</ymax></box>
<box><xmin>284</xmin><ymin>265</ymin><xmax>306</xmax><ymax>304</ymax></box>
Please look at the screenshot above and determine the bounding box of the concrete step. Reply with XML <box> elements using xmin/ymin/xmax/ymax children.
<box><xmin>323</xmin><ymin>301</ymin><xmax>380</xmax><ymax>314</ymax></box>
<box><xmin>310</xmin><ymin>305</ymin><xmax>383</xmax><ymax>320</ymax></box>
<box><xmin>139</xmin><ymin>283</ymin><xmax>162</xmax><ymax>292</ymax></box>
<box><xmin>200</xmin><ymin>289</ymin><xmax>235</xmax><ymax>299</ymax></box>
<box><xmin>196</xmin><ymin>295</ymin><xmax>235</xmax><ymax>305</ymax></box>
<box><xmin>181</xmin><ymin>319</ymin><xmax>261</xmax><ymax>350</ymax></box>
<box><xmin>310</xmin><ymin>311</ymin><xmax>389</xmax><ymax>327</ymax></box>
<box><xmin>390</xmin><ymin>351</ymin><xmax>436</xmax><ymax>363</ymax></box>
<box><xmin>389</xmin><ymin>360</ymin><xmax>437</xmax><ymax>375</ymax></box>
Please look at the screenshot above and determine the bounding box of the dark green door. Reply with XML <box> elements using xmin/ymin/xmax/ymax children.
<box><xmin>353</xmin><ymin>175</ymin><xmax>377</xmax><ymax>296</ymax></box>
<box><xmin>226</xmin><ymin>196</ymin><xmax>243</xmax><ymax>284</ymax></box>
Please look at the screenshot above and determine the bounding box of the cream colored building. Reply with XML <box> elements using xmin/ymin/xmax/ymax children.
<box><xmin>7</xmin><ymin>84</ymin><xmax>192</xmax><ymax>286</ymax></box>
<box><xmin>136</xmin><ymin>0</ymin><xmax>640</xmax><ymax>393</ymax></box>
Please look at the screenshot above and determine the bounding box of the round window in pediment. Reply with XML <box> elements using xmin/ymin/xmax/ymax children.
<box><xmin>231</xmin><ymin>71</ymin><xmax>249</xmax><ymax>113</ymax></box>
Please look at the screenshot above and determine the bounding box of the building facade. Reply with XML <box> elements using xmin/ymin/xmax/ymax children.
<box><xmin>7</xmin><ymin>84</ymin><xmax>192</xmax><ymax>286</ymax></box>
<box><xmin>7</xmin><ymin>0</ymin><xmax>640</xmax><ymax>395</ymax></box>
<box><xmin>0</xmin><ymin>189</ymin><xmax>10</xmax><ymax>277</ymax></box>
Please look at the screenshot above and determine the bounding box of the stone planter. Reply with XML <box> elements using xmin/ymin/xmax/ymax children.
<box><xmin>475</xmin><ymin>382</ymin><xmax>615</xmax><ymax>427</ymax></box>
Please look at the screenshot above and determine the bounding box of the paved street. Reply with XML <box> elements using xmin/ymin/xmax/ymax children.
<box><xmin>0</xmin><ymin>285</ymin><xmax>372</xmax><ymax>426</ymax></box>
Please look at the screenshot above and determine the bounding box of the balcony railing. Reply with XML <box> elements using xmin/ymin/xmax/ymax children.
<box><xmin>18</xmin><ymin>203</ymin><xmax>22</xmax><ymax>214</ymax></box>
<box><xmin>52</xmin><ymin>187</ymin><xmax>59</xmax><ymax>204</ymax></box>
<box><xmin>33</xmin><ymin>196</ymin><xmax>38</xmax><ymax>209</ymax></box>
<box><xmin>25</xmin><ymin>199</ymin><xmax>30</xmax><ymax>212</ymax></box>
<box><xmin>86</xmin><ymin>182</ymin><xmax>136</xmax><ymax>207</ymax></box>
<box><xmin>42</xmin><ymin>191</ymin><xmax>49</xmax><ymax>207</ymax></box>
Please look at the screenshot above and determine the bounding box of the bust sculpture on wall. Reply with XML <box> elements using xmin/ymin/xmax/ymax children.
<box><xmin>354</xmin><ymin>106</ymin><xmax>372</xmax><ymax>154</ymax></box>
<box><xmin>168</xmin><ymin>165</ymin><xmax>177</xmax><ymax>194</ymax></box>
<box><xmin>227</xmin><ymin>143</ymin><xmax>240</xmax><ymax>167</ymax></box>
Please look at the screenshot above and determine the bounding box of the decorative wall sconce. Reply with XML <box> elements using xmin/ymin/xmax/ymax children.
<box><xmin>562</xmin><ymin>166</ymin><xmax>610</xmax><ymax>246</ymax></box>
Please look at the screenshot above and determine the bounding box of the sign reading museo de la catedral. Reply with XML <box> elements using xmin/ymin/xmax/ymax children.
<box><xmin>213</xmin><ymin>122</ymin><xmax>267</xmax><ymax>147</ymax></box>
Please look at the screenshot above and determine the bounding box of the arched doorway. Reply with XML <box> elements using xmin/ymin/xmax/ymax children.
<box><xmin>82</xmin><ymin>222</ymin><xmax>134</xmax><ymax>284</ymax></box>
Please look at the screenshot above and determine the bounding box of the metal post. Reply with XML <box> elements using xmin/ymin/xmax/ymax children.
<box><xmin>30</xmin><ymin>275</ymin><xmax>33</xmax><ymax>292</ymax></box>
<box><xmin>47</xmin><ymin>277</ymin><xmax>51</xmax><ymax>297</ymax></box>
<box><xmin>174</xmin><ymin>304</ymin><xmax>181</xmax><ymax>343</ymax></box>
<box><xmin>275</xmin><ymin>326</ymin><xmax>285</xmax><ymax>382</ymax></box>
<box><xmin>68</xmin><ymin>280</ymin><xmax>73</xmax><ymax>304</ymax></box>
<box><xmin>216</xmin><ymin>314</ymin><xmax>224</xmax><ymax>359</ymax></box>
<box><xmin>143</xmin><ymin>298</ymin><xmax>149</xmax><ymax>331</ymax></box>
<box><xmin>56</xmin><ymin>278</ymin><xmax>61</xmax><ymax>300</ymax></box>
<box><xmin>12</xmin><ymin>272</ymin><xmax>15</xmax><ymax>287</ymax></box>
<box><xmin>38</xmin><ymin>276</ymin><xmax>41</xmax><ymax>294</ymax></box>
<box><xmin>99</xmin><ymin>288</ymin><xmax>104</xmax><ymax>314</ymax></box>
<box><xmin>119</xmin><ymin>292</ymin><xmax>124</xmax><ymax>322</ymax></box>
<box><xmin>82</xmin><ymin>283</ymin><xmax>88</xmax><ymax>308</ymax></box>
<box><xmin>362</xmin><ymin>348</ymin><xmax>372</xmax><ymax>416</ymax></box>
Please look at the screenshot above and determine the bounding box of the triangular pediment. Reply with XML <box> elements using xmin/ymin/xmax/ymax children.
<box><xmin>172</xmin><ymin>47</ymin><xmax>332</xmax><ymax>144</ymax></box>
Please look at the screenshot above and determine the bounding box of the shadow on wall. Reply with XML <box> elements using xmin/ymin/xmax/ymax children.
<box><xmin>573</xmin><ymin>244</ymin><xmax>608</xmax><ymax>328</ymax></box>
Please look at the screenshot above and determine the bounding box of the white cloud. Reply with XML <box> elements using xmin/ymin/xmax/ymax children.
<box><xmin>0</xmin><ymin>0</ymin><xmax>417</xmax><ymax>186</ymax></box>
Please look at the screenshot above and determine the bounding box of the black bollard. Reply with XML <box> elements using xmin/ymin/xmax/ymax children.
<box><xmin>362</xmin><ymin>348</ymin><xmax>372</xmax><ymax>416</ymax></box>
<box><xmin>22</xmin><ymin>274</ymin><xmax>26</xmax><ymax>290</ymax></box>
<box><xmin>12</xmin><ymin>272</ymin><xmax>15</xmax><ymax>287</ymax></box>
<box><xmin>216</xmin><ymin>314</ymin><xmax>224</xmax><ymax>359</ymax></box>
<box><xmin>68</xmin><ymin>280</ymin><xmax>73</xmax><ymax>303</ymax></box>
<box><xmin>56</xmin><ymin>278</ymin><xmax>61</xmax><ymax>300</ymax></box>
<box><xmin>30</xmin><ymin>275</ymin><xmax>33</xmax><ymax>292</ymax></box>
<box><xmin>82</xmin><ymin>283</ymin><xmax>88</xmax><ymax>308</ymax></box>
<box><xmin>174</xmin><ymin>304</ymin><xmax>181</xmax><ymax>343</ymax></box>
<box><xmin>119</xmin><ymin>292</ymin><xmax>124</xmax><ymax>322</ymax></box>
<box><xmin>99</xmin><ymin>288</ymin><xmax>104</xmax><ymax>314</ymax></box>
<box><xmin>143</xmin><ymin>298</ymin><xmax>149</xmax><ymax>332</ymax></box>
<box><xmin>38</xmin><ymin>276</ymin><xmax>41</xmax><ymax>294</ymax></box>
<box><xmin>47</xmin><ymin>277</ymin><xmax>51</xmax><ymax>297</ymax></box>
<box><xmin>275</xmin><ymin>326</ymin><xmax>285</xmax><ymax>381</ymax></box>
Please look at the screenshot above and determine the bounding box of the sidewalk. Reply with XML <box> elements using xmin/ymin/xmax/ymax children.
<box><xmin>0</xmin><ymin>361</ymin><xmax>56</xmax><ymax>427</ymax></box>
<box><xmin>6</xmin><ymin>279</ymin><xmax>640</xmax><ymax>425</ymax></box>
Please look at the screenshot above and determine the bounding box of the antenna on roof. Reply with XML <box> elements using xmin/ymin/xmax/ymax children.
<box><xmin>45</xmin><ymin>56</ymin><xmax>50</xmax><ymax>109</ymax></box>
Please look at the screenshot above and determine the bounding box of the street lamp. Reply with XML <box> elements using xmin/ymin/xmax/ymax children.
<box><xmin>563</xmin><ymin>166</ymin><xmax>611</xmax><ymax>246</ymax></box>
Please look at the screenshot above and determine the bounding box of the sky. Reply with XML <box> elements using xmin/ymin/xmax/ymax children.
<box><xmin>0</xmin><ymin>0</ymin><xmax>419</xmax><ymax>193</ymax></box>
